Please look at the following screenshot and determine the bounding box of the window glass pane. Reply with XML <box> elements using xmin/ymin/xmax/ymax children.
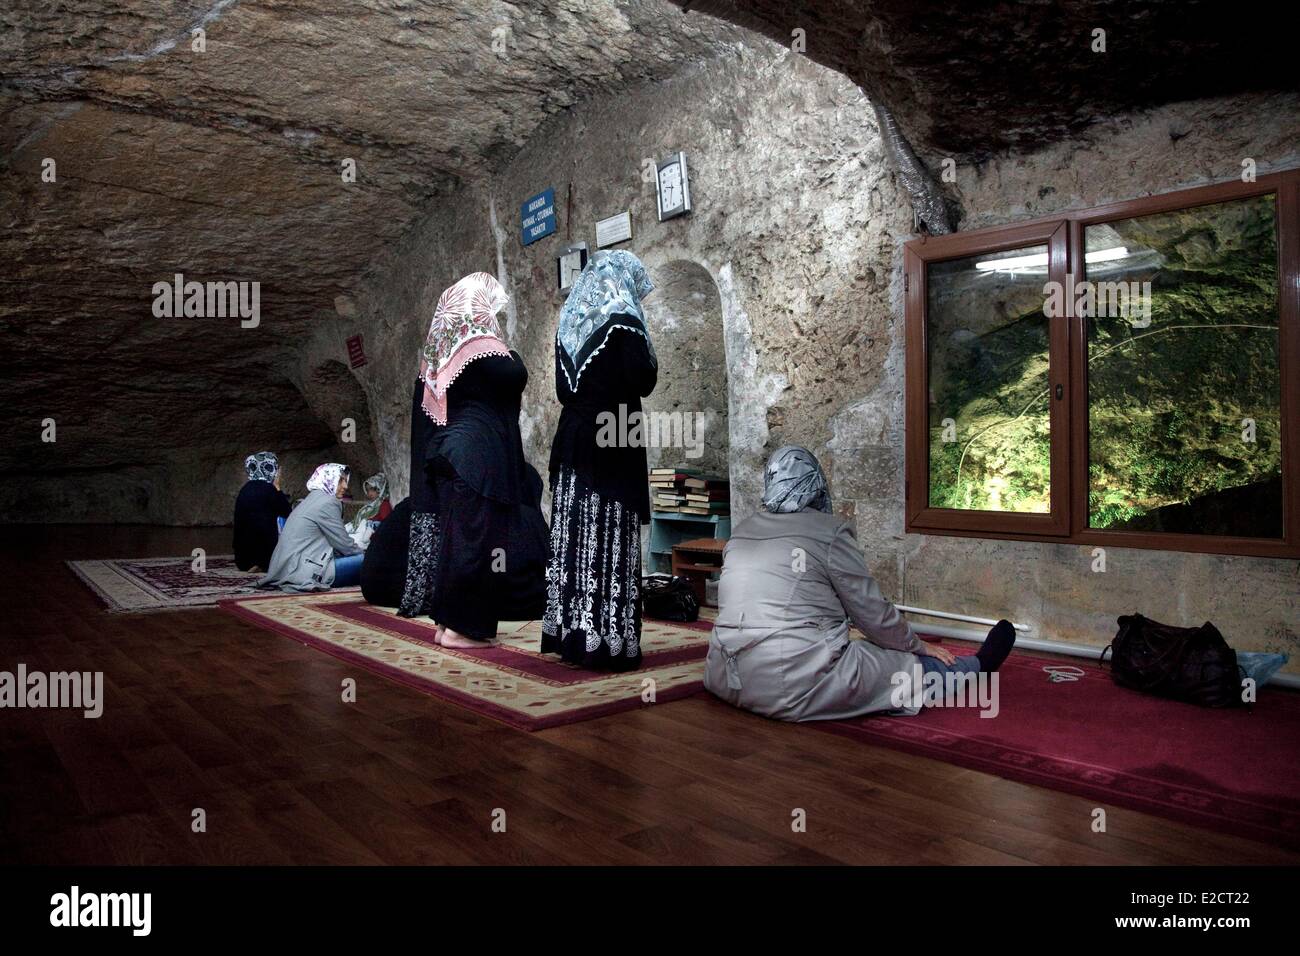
<box><xmin>1085</xmin><ymin>194</ymin><xmax>1281</xmax><ymax>537</ymax></box>
<box><xmin>927</xmin><ymin>243</ymin><xmax>1052</xmax><ymax>512</ymax></box>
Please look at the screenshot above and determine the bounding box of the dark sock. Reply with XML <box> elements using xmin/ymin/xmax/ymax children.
<box><xmin>976</xmin><ymin>620</ymin><xmax>1016</xmax><ymax>672</ymax></box>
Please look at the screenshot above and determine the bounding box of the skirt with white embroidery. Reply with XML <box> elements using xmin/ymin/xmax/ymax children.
<box><xmin>541</xmin><ymin>465</ymin><xmax>643</xmax><ymax>671</ymax></box>
<box><xmin>397</xmin><ymin>511</ymin><xmax>441</xmax><ymax>619</ymax></box>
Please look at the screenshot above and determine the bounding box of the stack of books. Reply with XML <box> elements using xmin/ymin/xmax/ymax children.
<box><xmin>679</xmin><ymin>474</ymin><xmax>731</xmax><ymax>516</ymax></box>
<box><xmin>649</xmin><ymin>467</ymin><xmax>730</xmax><ymax>517</ymax></box>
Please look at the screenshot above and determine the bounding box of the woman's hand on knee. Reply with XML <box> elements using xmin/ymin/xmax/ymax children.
<box><xmin>916</xmin><ymin>641</ymin><xmax>957</xmax><ymax>666</ymax></box>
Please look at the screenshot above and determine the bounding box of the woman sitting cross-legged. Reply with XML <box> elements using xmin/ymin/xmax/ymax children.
<box><xmin>703</xmin><ymin>445</ymin><xmax>1015</xmax><ymax>721</ymax></box>
<box><xmin>347</xmin><ymin>472</ymin><xmax>392</xmax><ymax>534</ymax></box>
<box><xmin>233</xmin><ymin>450</ymin><xmax>291</xmax><ymax>572</ymax></box>
<box><xmin>258</xmin><ymin>463</ymin><xmax>365</xmax><ymax>592</ymax></box>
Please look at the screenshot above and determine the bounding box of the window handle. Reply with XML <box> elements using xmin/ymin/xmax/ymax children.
<box><xmin>1055</xmin><ymin>383</ymin><xmax>1064</xmax><ymax>401</ymax></box>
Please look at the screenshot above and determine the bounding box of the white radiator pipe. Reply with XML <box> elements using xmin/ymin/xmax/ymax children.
<box><xmin>915</xmin><ymin>620</ymin><xmax>1300</xmax><ymax>692</ymax></box>
<box><xmin>898</xmin><ymin>605</ymin><xmax>1031</xmax><ymax>632</ymax></box>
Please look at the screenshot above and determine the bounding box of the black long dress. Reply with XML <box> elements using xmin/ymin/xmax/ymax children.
<box><xmin>397</xmin><ymin>378</ymin><xmax>443</xmax><ymax>618</ymax></box>
<box><xmin>361</xmin><ymin>497</ymin><xmax>413</xmax><ymax>608</ymax></box>
<box><xmin>364</xmin><ymin>488</ymin><xmax>548</xmax><ymax>616</ymax></box>
<box><xmin>232</xmin><ymin>479</ymin><xmax>292</xmax><ymax>572</ymax></box>
<box><xmin>417</xmin><ymin>351</ymin><xmax>539</xmax><ymax>641</ymax></box>
<box><xmin>543</xmin><ymin>323</ymin><xmax>658</xmax><ymax>671</ymax></box>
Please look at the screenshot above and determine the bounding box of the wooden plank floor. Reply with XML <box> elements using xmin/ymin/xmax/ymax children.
<box><xmin>2</xmin><ymin>524</ymin><xmax>1295</xmax><ymax>865</ymax></box>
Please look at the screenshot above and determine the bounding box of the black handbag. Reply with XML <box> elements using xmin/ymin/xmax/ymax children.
<box><xmin>641</xmin><ymin>573</ymin><xmax>700</xmax><ymax>622</ymax></box>
<box><xmin>1101</xmin><ymin>614</ymin><xmax>1244</xmax><ymax>708</ymax></box>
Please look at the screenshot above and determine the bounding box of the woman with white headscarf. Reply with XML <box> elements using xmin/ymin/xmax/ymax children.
<box><xmin>347</xmin><ymin>473</ymin><xmax>391</xmax><ymax>533</ymax></box>
<box><xmin>398</xmin><ymin>272</ymin><xmax>542</xmax><ymax>647</ymax></box>
<box><xmin>542</xmin><ymin>250</ymin><xmax>658</xmax><ymax>671</ymax></box>
<box><xmin>258</xmin><ymin>463</ymin><xmax>365</xmax><ymax>592</ymax></box>
<box><xmin>703</xmin><ymin>445</ymin><xmax>1016</xmax><ymax>720</ymax></box>
<box><xmin>233</xmin><ymin>451</ymin><xmax>291</xmax><ymax>572</ymax></box>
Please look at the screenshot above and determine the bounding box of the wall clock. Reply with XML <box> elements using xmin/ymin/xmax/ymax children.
<box><xmin>656</xmin><ymin>151</ymin><xmax>692</xmax><ymax>221</ymax></box>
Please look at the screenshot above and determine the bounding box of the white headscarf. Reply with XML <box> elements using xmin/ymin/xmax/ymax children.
<box><xmin>306</xmin><ymin>463</ymin><xmax>348</xmax><ymax>497</ymax></box>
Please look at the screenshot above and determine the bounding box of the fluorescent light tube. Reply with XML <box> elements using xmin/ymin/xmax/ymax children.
<box><xmin>974</xmin><ymin>246</ymin><xmax>1129</xmax><ymax>272</ymax></box>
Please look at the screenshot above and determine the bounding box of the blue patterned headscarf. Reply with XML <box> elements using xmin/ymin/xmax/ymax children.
<box><xmin>244</xmin><ymin>451</ymin><xmax>279</xmax><ymax>483</ymax></box>
<box><xmin>556</xmin><ymin>250</ymin><xmax>656</xmax><ymax>391</ymax></box>
<box><xmin>762</xmin><ymin>446</ymin><xmax>832</xmax><ymax>514</ymax></box>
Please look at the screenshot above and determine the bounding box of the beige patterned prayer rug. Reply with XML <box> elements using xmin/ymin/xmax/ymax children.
<box><xmin>220</xmin><ymin>590</ymin><xmax>712</xmax><ymax>730</ymax></box>
<box><xmin>68</xmin><ymin>554</ymin><xmax>263</xmax><ymax>612</ymax></box>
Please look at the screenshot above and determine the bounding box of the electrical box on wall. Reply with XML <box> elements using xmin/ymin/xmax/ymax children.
<box><xmin>557</xmin><ymin>242</ymin><xmax>589</xmax><ymax>293</ymax></box>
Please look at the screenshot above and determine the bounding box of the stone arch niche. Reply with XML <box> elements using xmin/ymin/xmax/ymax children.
<box><xmin>641</xmin><ymin>259</ymin><xmax>729</xmax><ymax>480</ymax></box>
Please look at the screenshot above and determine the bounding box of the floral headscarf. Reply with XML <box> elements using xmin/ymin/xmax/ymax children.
<box><xmin>761</xmin><ymin>446</ymin><xmax>831</xmax><ymax>514</ymax></box>
<box><xmin>347</xmin><ymin>472</ymin><xmax>388</xmax><ymax>531</ymax></box>
<box><xmin>244</xmin><ymin>451</ymin><xmax>279</xmax><ymax>483</ymax></box>
<box><xmin>306</xmin><ymin>463</ymin><xmax>349</xmax><ymax>497</ymax></box>
<box><xmin>556</xmin><ymin>250</ymin><xmax>655</xmax><ymax>391</ymax></box>
<box><xmin>420</xmin><ymin>272</ymin><xmax>511</xmax><ymax>424</ymax></box>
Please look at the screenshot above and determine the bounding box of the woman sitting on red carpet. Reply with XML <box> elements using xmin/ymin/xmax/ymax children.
<box><xmin>702</xmin><ymin>445</ymin><xmax>1015</xmax><ymax>721</ymax></box>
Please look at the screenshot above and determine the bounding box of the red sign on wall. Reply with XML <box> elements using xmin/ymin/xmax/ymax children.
<box><xmin>346</xmin><ymin>334</ymin><xmax>366</xmax><ymax>369</ymax></box>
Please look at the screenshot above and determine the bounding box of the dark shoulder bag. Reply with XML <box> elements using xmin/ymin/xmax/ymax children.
<box><xmin>641</xmin><ymin>573</ymin><xmax>700</xmax><ymax>623</ymax></box>
<box><xmin>1101</xmin><ymin>614</ymin><xmax>1243</xmax><ymax>708</ymax></box>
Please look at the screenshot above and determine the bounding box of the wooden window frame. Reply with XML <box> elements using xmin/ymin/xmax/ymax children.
<box><xmin>905</xmin><ymin>220</ymin><xmax>1071</xmax><ymax>537</ymax></box>
<box><xmin>903</xmin><ymin>169</ymin><xmax>1300</xmax><ymax>560</ymax></box>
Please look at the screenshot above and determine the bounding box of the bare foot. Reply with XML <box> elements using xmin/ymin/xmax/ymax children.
<box><xmin>440</xmin><ymin>627</ymin><xmax>491</xmax><ymax>648</ymax></box>
<box><xmin>433</xmin><ymin>624</ymin><xmax>444</xmax><ymax>645</ymax></box>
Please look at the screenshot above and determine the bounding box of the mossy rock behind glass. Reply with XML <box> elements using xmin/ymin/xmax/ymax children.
<box><xmin>927</xmin><ymin>192</ymin><xmax>1281</xmax><ymax>536</ymax></box>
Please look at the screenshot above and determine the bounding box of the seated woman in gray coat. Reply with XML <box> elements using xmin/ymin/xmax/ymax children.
<box><xmin>703</xmin><ymin>446</ymin><xmax>1015</xmax><ymax>721</ymax></box>
<box><xmin>258</xmin><ymin>463</ymin><xmax>365</xmax><ymax>592</ymax></box>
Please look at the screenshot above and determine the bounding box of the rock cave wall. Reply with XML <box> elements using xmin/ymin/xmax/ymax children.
<box><xmin>352</xmin><ymin>44</ymin><xmax>1300</xmax><ymax>669</ymax></box>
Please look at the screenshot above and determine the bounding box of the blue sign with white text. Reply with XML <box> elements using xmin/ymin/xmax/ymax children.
<box><xmin>521</xmin><ymin>188</ymin><xmax>556</xmax><ymax>245</ymax></box>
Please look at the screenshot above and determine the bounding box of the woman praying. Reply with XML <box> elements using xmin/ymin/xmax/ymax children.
<box><xmin>702</xmin><ymin>445</ymin><xmax>1015</xmax><ymax>720</ymax></box>
<box><xmin>542</xmin><ymin>251</ymin><xmax>658</xmax><ymax>671</ymax></box>
<box><xmin>258</xmin><ymin>463</ymin><xmax>365</xmax><ymax>592</ymax></box>
<box><xmin>402</xmin><ymin>271</ymin><xmax>539</xmax><ymax>647</ymax></box>
<box><xmin>233</xmin><ymin>450</ymin><xmax>291</xmax><ymax>572</ymax></box>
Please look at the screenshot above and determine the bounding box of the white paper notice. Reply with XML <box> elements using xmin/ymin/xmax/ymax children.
<box><xmin>595</xmin><ymin>211</ymin><xmax>632</xmax><ymax>248</ymax></box>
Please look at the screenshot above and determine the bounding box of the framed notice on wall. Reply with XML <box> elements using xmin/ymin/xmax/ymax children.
<box><xmin>595</xmin><ymin>211</ymin><xmax>632</xmax><ymax>248</ymax></box>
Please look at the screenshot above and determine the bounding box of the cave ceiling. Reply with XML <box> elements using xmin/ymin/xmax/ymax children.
<box><xmin>1</xmin><ymin>0</ymin><xmax>1292</xmax><ymax>477</ymax></box>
